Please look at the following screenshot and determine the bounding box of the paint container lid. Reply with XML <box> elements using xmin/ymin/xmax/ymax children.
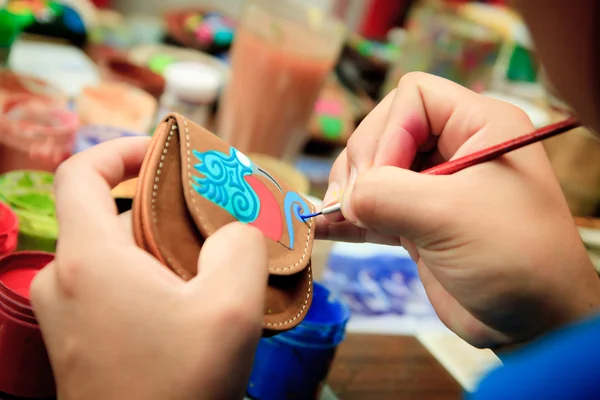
<box><xmin>0</xmin><ymin>201</ymin><xmax>19</xmax><ymax>256</ymax></box>
<box><xmin>275</xmin><ymin>282</ymin><xmax>350</xmax><ymax>349</ymax></box>
<box><xmin>3</xmin><ymin>189</ymin><xmax>55</xmax><ymax>217</ymax></box>
<box><xmin>14</xmin><ymin>206</ymin><xmax>58</xmax><ymax>240</ymax></box>
<box><xmin>0</xmin><ymin>251</ymin><xmax>53</xmax><ymax>315</ymax></box>
<box><xmin>0</xmin><ymin>171</ymin><xmax>58</xmax><ymax>252</ymax></box>
<box><xmin>0</xmin><ymin>170</ymin><xmax>54</xmax><ymax>190</ymax></box>
<box><xmin>164</xmin><ymin>61</ymin><xmax>221</xmax><ymax>104</ymax></box>
<box><xmin>2</xmin><ymin>188</ymin><xmax>58</xmax><ymax>247</ymax></box>
<box><xmin>0</xmin><ymin>172</ymin><xmax>56</xmax><ymax>222</ymax></box>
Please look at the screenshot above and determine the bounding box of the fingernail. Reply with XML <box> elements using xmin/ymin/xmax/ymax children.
<box><xmin>341</xmin><ymin>166</ymin><xmax>365</xmax><ymax>228</ymax></box>
<box><xmin>322</xmin><ymin>182</ymin><xmax>345</xmax><ymax>222</ymax></box>
<box><xmin>342</xmin><ymin>198</ymin><xmax>366</xmax><ymax>229</ymax></box>
<box><xmin>348</xmin><ymin>166</ymin><xmax>358</xmax><ymax>192</ymax></box>
<box><xmin>341</xmin><ymin>190</ymin><xmax>358</xmax><ymax>225</ymax></box>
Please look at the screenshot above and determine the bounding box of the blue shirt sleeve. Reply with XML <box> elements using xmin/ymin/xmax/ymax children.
<box><xmin>468</xmin><ymin>314</ymin><xmax>600</xmax><ymax>400</ymax></box>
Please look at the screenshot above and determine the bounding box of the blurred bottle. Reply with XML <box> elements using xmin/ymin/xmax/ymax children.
<box><xmin>381</xmin><ymin>1</ymin><xmax>502</xmax><ymax>97</ymax></box>
<box><xmin>217</xmin><ymin>0</ymin><xmax>345</xmax><ymax>161</ymax></box>
<box><xmin>162</xmin><ymin>61</ymin><xmax>221</xmax><ymax>127</ymax></box>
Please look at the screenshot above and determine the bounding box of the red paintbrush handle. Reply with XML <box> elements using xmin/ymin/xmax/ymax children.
<box><xmin>422</xmin><ymin>117</ymin><xmax>581</xmax><ymax>176</ymax></box>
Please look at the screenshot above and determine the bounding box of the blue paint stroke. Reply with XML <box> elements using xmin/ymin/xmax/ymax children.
<box><xmin>300</xmin><ymin>210</ymin><xmax>321</xmax><ymax>219</ymax></box>
<box><xmin>192</xmin><ymin>148</ymin><xmax>259</xmax><ymax>223</ymax></box>
<box><xmin>284</xmin><ymin>192</ymin><xmax>310</xmax><ymax>250</ymax></box>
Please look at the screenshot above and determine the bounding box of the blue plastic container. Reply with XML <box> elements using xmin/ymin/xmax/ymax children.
<box><xmin>246</xmin><ymin>282</ymin><xmax>350</xmax><ymax>400</ymax></box>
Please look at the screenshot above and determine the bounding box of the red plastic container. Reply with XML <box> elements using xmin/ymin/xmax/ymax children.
<box><xmin>0</xmin><ymin>202</ymin><xmax>18</xmax><ymax>256</ymax></box>
<box><xmin>358</xmin><ymin>0</ymin><xmax>410</xmax><ymax>41</ymax></box>
<box><xmin>0</xmin><ymin>251</ymin><xmax>55</xmax><ymax>398</ymax></box>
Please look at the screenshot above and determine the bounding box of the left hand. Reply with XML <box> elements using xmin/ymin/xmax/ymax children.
<box><xmin>30</xmin><ymin>138</ymin><xmax>269</xmax><ymax>400</ymax></box>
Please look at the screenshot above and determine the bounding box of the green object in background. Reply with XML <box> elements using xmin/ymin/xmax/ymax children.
<box><xmin>506</xmin><ymin>43</ymin><xmax>537</xmax><ymax>83</ymax></box>
<box><xmin>0</xmin><ymin>171</ymin><xmax>57</xmax><ymax>252</ymax></box>
<box><xmin>318</xmin><ymin>115</ymin><xmax>343</xmax><ymax>140</ymax></box>
<box><xmin>0</xmin><ymin>170</ymin><xmax>54</xmax><ymax>191</ymax></box>
<box><xmin>5</xmin><ymin>191</ymin><xmax>55</xmax><ymax>217</ymax></box>
<box><xmin>0</xmin><ymin>9</ymin><xmax>34</xmax><ymax>66</ymax></box>
<box><xmin>356</xmin><ymin>39</ymin><xmax>374</xmax><ymax>57</ymax></box>
<box><xmin>148</xmin><ymin>53</ymin><xmax>175</xmax><ymax>75</ymax></box>
<box><xmin>0</xmin><ymin>1</ymin><xmax>66</xmax><ymax>66</ymax></box>
<box><xmin>13</xmin><ymin>207</ymin><xmax>58</xmax><ymax>253</ymax></box>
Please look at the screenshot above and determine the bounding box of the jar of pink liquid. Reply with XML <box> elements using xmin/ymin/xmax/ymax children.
<box><xmin>217</xmin><ymin>0</ymin><xmax>346</xmax><ymax>162</ymax></box>
<box><xmin>0</xmin><ymin>94</ymin><xmax>78</xmax><ymax>174</ymax></box>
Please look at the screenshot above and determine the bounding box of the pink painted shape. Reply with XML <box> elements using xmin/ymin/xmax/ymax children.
<box><xmin>195</xmin><ymin>24</ymin><xmax>213</xmax><ymax>43</ymax></box>
<box><xmin>314</xmin><ymin>99</ymin><xmax>343</xmax><ymax>116</ymax></box>
<box><xmin>245</xmin><ymin>175</ymin><xmax>283</xmax><ymax>242</ymax></box>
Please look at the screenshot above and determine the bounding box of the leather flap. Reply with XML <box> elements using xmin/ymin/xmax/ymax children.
<box><xmin>159</xmin><ymin>113</ymin><xmax>316</xmax><ymax>276</ymax></box>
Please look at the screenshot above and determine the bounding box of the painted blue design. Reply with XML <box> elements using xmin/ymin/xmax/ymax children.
<box><xmin>192</xmin><ymin>148</ymin><xmax>259</xmax><ymax>223</ymax></box>
<box><xmin>283</xmin><ymin>192</ymin><xmax>310</xmax><ymax>250</ymax></box>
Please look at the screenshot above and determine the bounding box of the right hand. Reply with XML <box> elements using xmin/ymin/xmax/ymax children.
<box><xmin>316</xmin><ymin>72</ymin><xmax>600</xmax><ymax>348</ymax></box>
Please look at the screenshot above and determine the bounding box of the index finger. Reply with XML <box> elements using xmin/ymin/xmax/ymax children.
<box><xmin>53</xmin><ymin>137</ymin><xmax>151</xmax><ymax>245</ymax></box>
<box><xmin>373</xmin><ymin>72</ymin><xmax>533</xmax><ymax>169</ymax></box>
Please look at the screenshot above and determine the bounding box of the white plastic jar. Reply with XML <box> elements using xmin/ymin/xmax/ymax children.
<box><xmin>161</xmin><ymin>61</ymin><xmax>222</xmax><ymax>127</ymax></box>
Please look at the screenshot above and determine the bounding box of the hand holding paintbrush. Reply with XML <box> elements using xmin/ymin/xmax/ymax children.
<box><xmin>309</xmin><ymin>73</ymin><xmax>600</xmax><ymax>350</ymax></box>
<box><xmin>303</xmin><ymin>116</ymin><xmax>581</xmax><ymax>219</ymax></box>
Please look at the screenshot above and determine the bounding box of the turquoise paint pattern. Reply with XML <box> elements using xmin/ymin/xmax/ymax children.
<box><xmin>283</xmin><ymin>192</ymin><xmax>310</xmax><ymax>250</ymax></box>
<box><xmin>192</xmin><ymin>148</ymin><xmax>259</xmax><ymax>223</ymax></box>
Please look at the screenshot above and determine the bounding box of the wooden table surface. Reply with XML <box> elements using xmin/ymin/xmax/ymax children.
<box><xmin>328</xmin><ymin>334</ymin><xmax>462</xmax><ymax>400</ymax></box>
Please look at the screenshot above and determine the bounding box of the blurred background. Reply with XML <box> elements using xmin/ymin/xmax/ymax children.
<box><xmin>1</xmin><ymin>0</ymin><xmax>599</xmax><ymax>399</ymax></box>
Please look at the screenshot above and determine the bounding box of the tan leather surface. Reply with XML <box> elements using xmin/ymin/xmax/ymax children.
<box><xmin>133</xmin><ymin>113</ymin><xmax>315</xmax><ymax>334</ymax></box>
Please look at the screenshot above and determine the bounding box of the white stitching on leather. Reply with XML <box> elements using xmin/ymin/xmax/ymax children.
<box><xmin>180</xmin><ymin>115</ymin><xmax>312</xmax><ymax>328</ymax></box>
<box><xmin>183</xmin><ymin>118</ymin><xmax>207</xmax><ymax>229</ymax></box>
<box><xmin>153</xmin><ymin>120</ymin><xmax>190</xmax><ymax>279</ymax></box>
<box><xmin>263</xmin><ymin>266</ymin><xmax>312</xmax><ymax>328</ymax></box>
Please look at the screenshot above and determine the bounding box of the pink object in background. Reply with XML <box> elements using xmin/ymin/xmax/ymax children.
<box><xmin>0</xmin><ymin>70</ymin><xmax>75</xmax><ymax>173</ymax></box>
<box><xmin>195</xmin><ymin>23</ymin><xmax>213</xmax><ymax>43</ymax></box>
<box><xmin>314</xmin><ymin>99</ymin><xmax>343</xmax><ymax>116</ymax></box>
<box><xmin>0</xmin><ymin>203</ymin><xmax>18</xmax><ymax>256</ymax></box>
<box><xmin>0</xmin><ymin>94</ymin><xmax>78</xmax><ymax>174</ymax></box>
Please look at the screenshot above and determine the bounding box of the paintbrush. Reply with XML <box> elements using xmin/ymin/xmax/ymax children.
<box><xmin>301</xmin><ymin>116</ymin><xmax>581</xmax><ymax>219</ymax></box>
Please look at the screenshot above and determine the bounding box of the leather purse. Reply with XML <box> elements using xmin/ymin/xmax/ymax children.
<box><xmin>132</xmin><ymin>113</ymin><xmax>315</xmax><ymax>335</ymax></box>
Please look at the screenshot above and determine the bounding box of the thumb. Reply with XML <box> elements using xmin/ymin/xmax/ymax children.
<box><xmin>342</xmin><ymin>166</ymin><xmax>459</xmax><ymax>241</ymax></box>
<box><xmin>189</xmin><ymin>222</ymin><xmax>269</xmax><ymax>320</ymax></box>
